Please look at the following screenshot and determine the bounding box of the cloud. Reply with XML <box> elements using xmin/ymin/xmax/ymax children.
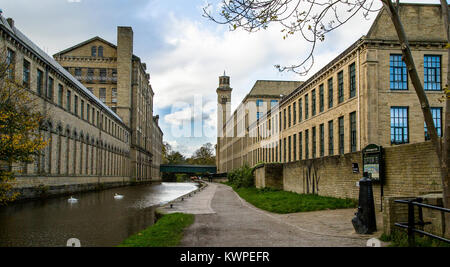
<box><xmin>149</xmin><ymin>3</ymin><xmax>383</xmax><ymax>117</ymax></box>
<box><xmin>146</xmin><ymin>2</ymin><xmax>381</xmax><ymax>149</ymax></box>
<box><xmin>164</xmin><ymin>106</ymin><xmax>194</xmax><ymax>127</ymax></box>
<box><xmin>162</xmin><ymin>95</ymin><xmax>217</xmax><ymax>139</ymax></box>
<box><xmin>167</xmin><ymin>140</ymin><xmax>200</xmax><ymax>157</ymax></box>
<box><xmin>149</xmin><ymin>14</ymin><xmax>305</xmax><ymax>111</ymax></box>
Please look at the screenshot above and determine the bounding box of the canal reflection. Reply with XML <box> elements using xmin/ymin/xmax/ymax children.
<box><xmin>0</xmin><ymin>182</ymin><xmax>198</xmax><ymax>247</ymax></box>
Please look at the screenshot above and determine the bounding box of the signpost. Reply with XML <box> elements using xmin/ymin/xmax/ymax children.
<box><xmin>362</xmin><ymin>144</ymin><xmax>383</xmax><ymax>183</ymax></box>
<box><xmin>362</xmin><ymin>144</ymin><xmax>384</xmax><ymax>211</ymax></box>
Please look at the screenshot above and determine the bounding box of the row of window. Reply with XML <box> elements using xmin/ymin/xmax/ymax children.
<box><xmin>91</xmin><ymin>46</ymin><xmax>104</xmax><ymax>57</ymax></box>
<box><xmin>9</xmin><ymin>48</ymin><xmax>129</xmax><ymax>143</ymax></box>
<box><xmin>256</xmin><ymin>99</ymin><xmax>279</xmax><ymax>120</ymax></box>
<box><xmin>90</xmin><ymin>87</ymin><xmax>118</xmax><ymax>104</ymax></box>
<box><xmin>251</xmin><ymin>106</ymin><xmax>442</xmax><ymax>162</ymax></box>
<box><xmin>29</xmin><ymin>128</ymin><xmax>158</xmax><ymax>180</ymax></box>
<box><xmin>56</xmin><ymin>84</ymin><xmax>125</xmax><ymax>141</ymax></box>
<box><xmin>390</xmin><ymin>54</ymin><xmax>441</xmax><ymax>90</ymax></box>
<box><xmin>253</xmin><ymin>54</ymin><xmax>442</xmax><ymax>134</ymax></box>
<box><xmin>69</xmin><ymin>67</ymin><xmax>117</xmax><ymax>84</ymax></box>
<box><xmin>249</xmin><ymin>55</ymin><xmax>442</xmax><ymax>144</ymax></box>
<box><xmin>251</xmin><ymin>112</ymin><xmax>358</xmax><ymax>164</ymax></box>
<box><xmin>278</xmin><ymin>63</ymin><xmax>356</xmax><ymax>130</ymax></box>
<box><xmin>390</xmin><ymin>106</ymin><xmax>442</xmax><ymax>144</ymax></box>
<box><xmin>23</xmin><ymin>129</ymin><xmax>129</xmax><ymax>177</ymax></box>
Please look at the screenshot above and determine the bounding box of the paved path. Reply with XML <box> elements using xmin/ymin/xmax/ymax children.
<box><xmin>161</xmin><ymin>183</ymin><xmax>385</xmax><ymax>247</ymax></box>
<box><xmin>159</xmin><ymin>183</ymin><xmax>217</xmax><ymax>215</ymax></box>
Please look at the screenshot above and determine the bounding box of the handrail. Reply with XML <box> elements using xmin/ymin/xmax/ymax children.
<box><xmin>394</xmin><ymin>199</ymin><xmax>450</xmax><ymax>213</ymax></box>
<box><xmin>394</xmin><ymin>223</ymin><xmax>450</xmax><ymax>244</ymax></box>
<box><xmin>394</xmin><ymin>198</ymin><xmax>450</xmax><ymax>246</ymax></box>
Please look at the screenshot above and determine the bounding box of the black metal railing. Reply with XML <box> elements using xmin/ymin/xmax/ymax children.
<box><xmin>394</xmin><ymin>198</ymin><xmax>450</xmax><ymax>246</ymax></box>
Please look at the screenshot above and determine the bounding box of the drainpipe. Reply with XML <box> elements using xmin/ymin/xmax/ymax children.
<box><xmin>357</xmin><ymin>48</ymin><xmax>361</xmax><ymax>151</ymax></box>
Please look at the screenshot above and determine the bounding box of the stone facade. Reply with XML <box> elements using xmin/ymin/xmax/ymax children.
<box><xmin>216</xmin><ymin>77</ymin><xmax>302</xmax><ymax>173</ymax></box>
<box><xmin>0</xmin><ymin>13</ymin><xmax>162</xmax><ymax>199</ymax></box>
<box><xmin>217</xmin><ymin>4</ymin><xmax>447</xmax><ymax>176</ymax></box>
<box><xmin>53</xmin><ymin>27</ymin><xmax>163</xmax><ymax>182</ymax></box>
<box><xmin>152</xmin><ymin>115</ymin><xmax>163</xmax><ymax>180</ymax></box>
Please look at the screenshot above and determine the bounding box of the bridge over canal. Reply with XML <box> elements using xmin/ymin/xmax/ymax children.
<box><xmin>159</xmin><ymin>164</ymin><xmax>217</xmax><ymax>174</ymax></box>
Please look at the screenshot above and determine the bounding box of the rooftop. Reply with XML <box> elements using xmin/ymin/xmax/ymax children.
<box><xmin>0</xmin><ymin>14</ymin><xmax>123</xmax><ymax>123</ymax></box>
<box><xmin>246</xmin><ymin>80</ymin><xmax>303</xmax><ymax>99</ymax></box>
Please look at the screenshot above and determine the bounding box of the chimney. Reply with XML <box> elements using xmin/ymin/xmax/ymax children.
<box><xmin>6</xmin><ymin>18</ymin><xmax>14</xmax><ymax>28</ymax></box>
<box><xmin>116</xmin><ymin>26</ymin><xmax>133</xmax><ymax>127</ymax></box>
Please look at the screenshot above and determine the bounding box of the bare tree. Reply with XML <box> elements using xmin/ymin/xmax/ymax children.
<box><xmin>203</xmin><ymin>0</ymin><xmax>381</xmax><ymax>75</ymax></box>
<box><xmin>205</xmin><ymin>0</ymin><xmax>450</xmax><ymax>233</ymax></box>
<box><xmin>439</xmin><ymin>0</ymin><xmax>450</xmax><ymax>233</ymax></box>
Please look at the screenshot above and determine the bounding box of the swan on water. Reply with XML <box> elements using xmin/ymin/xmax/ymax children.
<box><xmin>114</xmin><ymin>193</ymin><xmax>124</xmax><ymax>200</ymax></box>
<box><xmin>68</xmin><ymin>196</ymin><xmax>78</xmax><ymax>203</ymax></box>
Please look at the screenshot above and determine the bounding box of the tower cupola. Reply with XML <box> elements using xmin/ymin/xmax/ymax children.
<box><xmin>218</xmin><ymin>71</ymin><xmax>231</xmax><ymax>90</ymax></box>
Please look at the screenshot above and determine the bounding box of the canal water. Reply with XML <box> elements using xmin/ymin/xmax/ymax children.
<box><xmin>0</xmin><ymin>182</ymin><xmax>198</xmax><ymax>247</ymax></box>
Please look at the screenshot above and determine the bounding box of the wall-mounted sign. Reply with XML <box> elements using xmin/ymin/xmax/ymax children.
<box><xmin>352</xmin><ymin>163</ymin><xmax>359</xmax><ymax>173</ymax></box>
<box><xmin>362</xmin><ymin>144</ymin><xmax>384</xmax><ymax>183</ymax></box>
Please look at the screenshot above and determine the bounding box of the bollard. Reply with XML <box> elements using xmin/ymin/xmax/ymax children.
<box><xmin>352</xmin><ymin>172</ymin><xmax>377</xmax><ymax>234</ymax></box>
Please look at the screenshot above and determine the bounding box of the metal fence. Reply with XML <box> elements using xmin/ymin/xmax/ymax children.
<box><xmin>394</xmin><ymin>198</ymin><xmax>450</xmax><ymax>246</ymax></box>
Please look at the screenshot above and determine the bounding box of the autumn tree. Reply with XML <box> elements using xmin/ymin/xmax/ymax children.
<box><xmin>205</xmin><ymin>0</ymin><xmax>450</xmax><ymax>233</ymax></box>
<box><xmin>188</xmin><ymin>143</ymin><xmax>216</xmax><ymax>165</ymax></box>
<box><xmin>0</xmin><ymin>47</ymin><xmax>48</xmax><ymax>205</ymax></box>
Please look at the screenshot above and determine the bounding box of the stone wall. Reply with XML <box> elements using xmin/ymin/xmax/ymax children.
<box><xmin>283</xmin><ymin>152</ymin><xmax>362</xmax><ymax>200</ymax></box>
<box><xmin>11</xmin><ymin>175</ymin><xmax>133</xmax><ymax>201</ymax></box>
<box><xmin>254</xmin><ymin>166</ymin><xmax>265</xmax><ymax>188</ymax></box>
<box><xmin>255</xmin><ymin>141</ymin><xmax>442</xmax><ymax>209</ymax></box>
<box><xmin>254</xmin><ymin>141</ymin><xmax>446</xmax><ymax>237</ymax></box>
<box><xmin>255</xmin><ymin>164</ymin><xmax>284</xmax><ymax>190</ymax></box>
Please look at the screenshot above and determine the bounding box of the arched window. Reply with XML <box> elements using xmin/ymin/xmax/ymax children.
<box><xmin>98</xmin><ymin>46</ymin><xmax>103</xmax><ymax>57</ymax></box>
<box><xmin>66</xmin><ymin>128</ymin><xmax>71</xmax><ymax>175</ymax></box>
<box><xmin>91</xmin><ymin>46</ymin><xmax>97</xmax><ymax>57</ymax></box>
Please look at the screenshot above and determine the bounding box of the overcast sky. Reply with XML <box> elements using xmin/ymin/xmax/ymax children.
<box><xmin>0</xmin><ymin>0</ymin><xmax>444</xmax><ymax>156</ymax></box>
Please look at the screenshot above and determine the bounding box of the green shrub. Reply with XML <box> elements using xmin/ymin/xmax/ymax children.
<box><xmin>227</xmin><ymin>164</ymin><xmax>254</xmax><ymax>188</ymax></box>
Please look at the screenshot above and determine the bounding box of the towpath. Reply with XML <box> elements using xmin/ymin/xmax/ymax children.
<box><xmin>159</xmin><ymin>182</ymin><xmax>385</xmax><ymax>247</ymax></box>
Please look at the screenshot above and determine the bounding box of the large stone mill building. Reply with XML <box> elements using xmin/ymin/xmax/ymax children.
<box><xmin>216</xmin><ymin>3</ymin><xmax>447</xmax><ymax>173</ymax></box>
<box><xmin>0</xmin><ymin>12</ymin><xmax>163</xmax><ymax>199</ymax></box>
<box><xmin>53</xmin><ymin>27</ymin><xmax>163</xmax><ymax>182</ymax></box>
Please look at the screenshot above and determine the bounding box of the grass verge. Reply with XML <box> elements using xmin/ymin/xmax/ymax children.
<box><xmin>227</xmin><ymin>183</ymin><xmax>357</xmax><ymax>214</ymax></box>
<box><xmin>118</xmin><ymin>212</ymin><xmax>194</xmax><ymax>247</ymax></box>
<box><xmin>380</xmin><ymin>230</ymin><xmax>450</xmax><ymax>247</ymax></box>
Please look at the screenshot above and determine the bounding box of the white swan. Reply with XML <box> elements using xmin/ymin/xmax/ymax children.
<box><xmin>114</xmin><ymin>193</ymin><xmax>124</xmax><ymax>200</ymax></box>
<box><xmin>68</xmin><ymin>196</ymin><xmax>78</xmax><ymax>203</ymax></box>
